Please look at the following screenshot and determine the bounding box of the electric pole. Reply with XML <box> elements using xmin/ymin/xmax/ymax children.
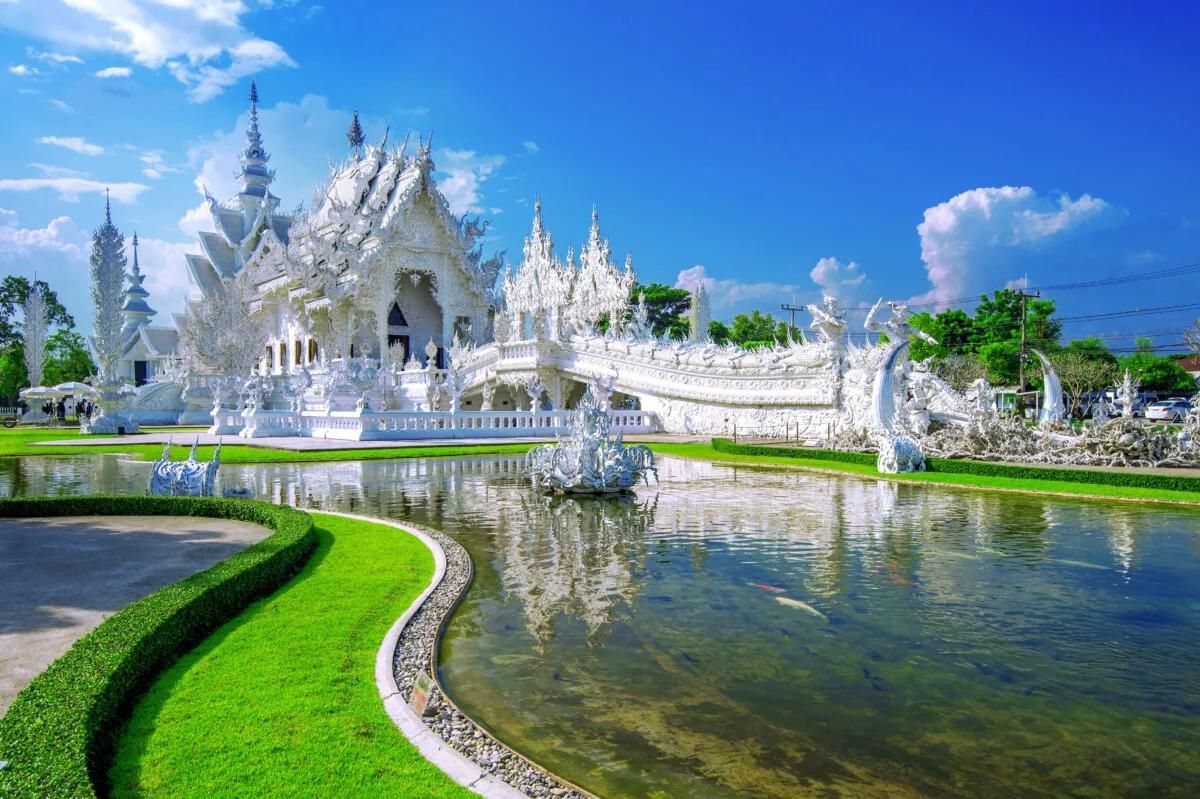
<box><xmin>1017</xmin><ymin>288</ymin><xmax>1040</xmax><ymax>391</ymax></box>
<box><xmin>781</xmin><ymin>302</ymin><xmax>804</xmax><ymax>342</ymax></box>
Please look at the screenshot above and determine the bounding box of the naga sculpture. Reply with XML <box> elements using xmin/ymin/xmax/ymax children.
<box><xmin>526</xmin><ymin>390</ymin><xmax>657</xmax><ymax>493</ymax></box>
<box><xmin>149</xmin><ymin>437</ymin><xmax>221</xmax><ymax>497</ymax></box>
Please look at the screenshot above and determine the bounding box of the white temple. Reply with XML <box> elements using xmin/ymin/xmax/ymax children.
<box><xmin>119</xmin><ymin>82</ymin><xmax>1198</xmax><ymax>472</ymax></box>
<box><xmin>116</xmin><ymin>234</ymin><xmax>179</xmax><ymax>386</ymax></box>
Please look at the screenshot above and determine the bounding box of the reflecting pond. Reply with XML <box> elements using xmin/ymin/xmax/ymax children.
<box><xmin>2</xmin><ymin>454</ymin><xmax>1199</xmax><ymax>798</ymax></box>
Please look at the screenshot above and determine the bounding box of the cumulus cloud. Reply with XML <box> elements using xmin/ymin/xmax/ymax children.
<box><xmin>38</xmin><ymin>135</ymin><xmax>104</xmax><ymax>156</ymax></box>
<box><xmin>436</xmin><ymin>148</ymin><xmax>505</xmax><ymax>216</ymax></box>
<box><xmin>133</xmin><ymin>236</ymin><xmax>196</xmax><ymax>318</ymax></box>
<box><xmin>8</xmin><ymin>64</ymin><xmax>38</xmax><ymax>76</ymax></box>
<box><xmin>0</xmin><ymin>177</ymin><xmax>148</xmax><ymax>203</ymax></box>
<box><xmin>0</xmin><ymin>0</ymin><xmax>296</xmax><ymax>102</ymax></box>
<box><xmin>94</xmin><ymin>66</ymin><xmax>132</xmax><ymax>78</ymax></box>
<box><xmin>0</xmin><ymin>209</ymin><xmax>84</xmax><ymax>256</ymax></box>
<box><xmin>809</xmin><ymin>256</ymin><xmax>866</xmax><ymax>300</ymax></box>
<box><xmin>675</xmin><ymin>264</ymin><xmax>802</xmax><ymax>313</ymax></box>
<box><xmin>915</xmin><ymin>185</ymin><xmax>1115</xmax><ymax>306</ymax></box>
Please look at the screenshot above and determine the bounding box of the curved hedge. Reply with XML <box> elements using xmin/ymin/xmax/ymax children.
<box><xmin>0</xmin><ymin>496</ymin><xmax>317</xmax><ymax>799</ymax></box>
<box><xmin>710</xmin><ymin>438</ymin><xmax>1200</xmax><ymax>494</ymax></box>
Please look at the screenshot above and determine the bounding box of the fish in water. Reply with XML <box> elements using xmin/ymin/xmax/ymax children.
<box><xmin>1053</xmin><ymin>558</ymin><xmax>1107</xmax><ymax>570</ymax></box>
<box><xmin>748</xmin><ymin>581</ymin><xmax>787</xmax><ymax>593</ymax></box>
<box><xmin>776</xmin><ymin>596</ymin><xmax>827</xmax><ymax>620</ymax></box>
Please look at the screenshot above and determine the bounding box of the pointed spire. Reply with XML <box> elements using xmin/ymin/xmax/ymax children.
<box><xmin>347</xmin><ymin>110</ymin><xmax>365</xmax><ymax>158</ymax></box>
<box><xmin>105</xmin><ymin>187</ymin><xmax>112</xmax><ymax>225</ymax></box>
<box><xmin>530</xmin><ymin>195</ymin><xmax>544</xmax><ymax>239</ymax></box>
<box><xmin>238</xmin><ymin>79</ymin><xmax>273</xmax><ymax>199</ymax></box>
<box><xmin>131</xmin><ymin>232</ymin><xmax>141</xmax><ymax>279</ymax></box>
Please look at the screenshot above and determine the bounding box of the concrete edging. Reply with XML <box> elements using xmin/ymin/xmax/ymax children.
<box><xmin>317</xmin><ymin>510</ymin><xmax>552</xmax><ymax>799</ymax></box>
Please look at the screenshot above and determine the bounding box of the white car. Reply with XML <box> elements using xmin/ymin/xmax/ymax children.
<box><xmin>1145</xmin><ymin>400</ymin><xmax>1191</xmax><ymax>422</ymax></box>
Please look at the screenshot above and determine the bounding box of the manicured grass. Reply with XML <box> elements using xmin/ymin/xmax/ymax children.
<box><xmin>650</xmin><ymin>442</ymin><xmax>1200</xmax><ymax>505</ymax></box>
<box><xmin>108</xmin><ymin>513</ymin><xmax>474</xmax><ymax>799</ymax></box>
<box><xmin>0</xmin><ymin>427</ymin><xmax>536</xmax><ymax>464</ymax></box>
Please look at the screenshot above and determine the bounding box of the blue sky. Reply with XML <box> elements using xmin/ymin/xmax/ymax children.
<box><xmin>1</xmin><ymin>0</ymin><xmax>1198</xmax><ymax>351</ymax></box>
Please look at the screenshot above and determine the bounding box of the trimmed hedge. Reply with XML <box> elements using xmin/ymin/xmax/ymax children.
<box><xmin>0</xmin><ymin>496</ymin><xmax>317</xmax><ymax>799</ymax></box>
<box><xmin>710</xmin><ymin>438</ymin><xmax>1200</xmax><ymax>494</ymax></box>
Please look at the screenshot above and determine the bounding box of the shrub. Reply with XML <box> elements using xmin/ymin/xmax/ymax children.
<box><xmin>0</xmin><ymin>495</ymin><xmax>316</xmax><ymax>799</ymax></box>
<box><xmin>710</xmin><ymin>438</ymin><xmax>1200</xmax><ymax>494</ymax></box>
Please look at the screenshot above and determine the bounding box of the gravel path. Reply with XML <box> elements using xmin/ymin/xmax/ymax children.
<box><xmin>391</xmin><ymin>522</ymin><xmax>594</xmax><ymax>799</ymax></box>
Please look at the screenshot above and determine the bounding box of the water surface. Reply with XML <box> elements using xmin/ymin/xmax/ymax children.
<box><xmin>3</xmin><ymin>454</ymin><xmax>1198</xmax><ymax>798</ymax></box>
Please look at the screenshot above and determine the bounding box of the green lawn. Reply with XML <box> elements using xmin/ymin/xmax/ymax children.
<box><xmin>0</xmin><ymin>427</ymin><xmax>535</xmax><ymax>464</ymax></box>
<box><xmin>108</xmin><ymin>513</ymin><xmax>474</xmax><ymax>799</ymax></box>
<box><xmin>651</xmin><ymin>442</ymin><xmax>1200</xmax><ymax>505</ymax></box>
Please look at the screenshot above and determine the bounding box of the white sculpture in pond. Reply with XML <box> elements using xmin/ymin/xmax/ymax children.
<box><xmin>871</xmin><ymin>340</ymin><xmax>927</xmax><ymax>474</ymax></box>
<box><xmin>1033</xmin><ymin>349</ymin><xmax>1065</xmax><ymax>426</ymax></box>
<box><xmin>526</xmin><ymin>390</ymin><xmax>657</xmax><ymax>493</ymax></box>
<box><xmin>149</xmin><ymin>437</ymin><xmax>221</xmax><ymax>497</ymax></box>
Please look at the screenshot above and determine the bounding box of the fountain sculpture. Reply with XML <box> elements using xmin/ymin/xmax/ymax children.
<box><xmin>526</xmin><ymin>390</ymin><xmax>657</xmax><ymax>493</ymax></box>
<box><xmin>149</xmin><ymin>437</ymin><xmax>221</xmax><ymax>497</ymax></box>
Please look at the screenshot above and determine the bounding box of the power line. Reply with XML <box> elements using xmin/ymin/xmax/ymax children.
<box><xmin>1058</xmin><ymin>303</ymin><xmax>1200</xmax><ymax>323</ymax></box>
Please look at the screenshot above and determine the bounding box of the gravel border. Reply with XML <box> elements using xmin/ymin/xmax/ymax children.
<box><xmin>322</xmin><ymin>511</ymin><xmax>596</xmax><ymax>799</ymax></box>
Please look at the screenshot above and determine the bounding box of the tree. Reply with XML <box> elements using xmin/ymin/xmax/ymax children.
<box><xmin>1118</xmin><ymin>339</ymin><xmax>1197</xmax><ymax>393</ymax></box>
<box><xmin>929</xmin><ymin>353</ymin><xmax>986</xmax><ymax>391</ymax></box>
<box><xmin>0</xmin><ymin>275</ymin><xmax>72</xmax><ymax>349</ymax></box>
<box><xmin>976</xmin><ymin>340</ymin><xmax>1022</xmax><ymax>386</ymax></box>
<box><xmin>1185</xmin><ymin>319</ymin><xmax>1200</xmax><ymax>353</ymax></box>
<box><xmin>177</xmin><ymin>274</ymin><xmax>269</xmax><ymax>374</ymax></box>
<box><xmin>1063</xmin><ymin>336</ymin><xmax>1117</xmax><ymax>367</ymax></box>
<box><xmin>909</xmin><ymin>308</ymin><xmax>976</xmax><ymax>362</ymax></box>
<box><xmin>708</xmin><ymin>320</ymin><xmax>731</xmax><ymax>346</ymax></box>
<box><xmin>22</xmin><ymin>282</ymin><xmax>48</xmax><ymax>388</ymax></box>
<box><xmin>347</xmin><ymin>110</ymin><xmax>365</xmax><ymax>155</ymax></box>
<box><xmin>1052</xmin><ymin>350</ymin><xmax>1118</xmax><ymax>418</ymax></box>
<box><xmin>0</xmin><ymin>345</ymin><xmax>27</xmax><ymax>404</ymax></box>
<box><xmin>632</xmin><ymin>283</ymin><xmax>691</xmax><ymax>340</ymax></box>
<box><xmin>90</xmin><ymin>197</ymin><xmax>127</xmax><ymax>383</ymax></box>
<box><xmin>43</xmin><ymin>329</ymin><xmax>95</xmax><ymax>385</ymax></box>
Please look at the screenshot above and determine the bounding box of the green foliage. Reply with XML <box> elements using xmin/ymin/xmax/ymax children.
<box><xmin>723</xmin><ymin>310</ymin><xmax>799</xmax><ymax>348</ymax></box>
<box><xmin>708</xmin><ymin>320</ymin><xmax>731</xmax><ymax>345</ymax></box>
<box><xmin>1119</xmin><ymin>342</ymin><xmax>1198</xmax><ymax>392</ymax></box>
<box><xmin>42</xmin><ymin>329</ymin><xmax>96</xmax><ymax>385</ymax></box>
<box><xmin>0</xmin><ymin>276</ymin><xmax>73</xmax><ymax>350</ymax></box>
<box><xmin>1063</xmin><ymin>335</ymin><xmax>1118</xmax><ymax>366</ymax></box>
<box><xmin>633</xmin><ymin>282</ymin><xmax>691</xmax><ymax>340</ymax></box>
<box><xmin>0</xmin><ymin>496</ymin><xmax>317</xmax><ymax>799</ymax></box>
<box><xmin>108</xmin><ymin>513</ymin><xmax>472</xmax><ymax>799</ymax></box>
<box><xmin>0</xmin><ymin>344</ymin><xmax>28</xmax><ymax>403</ymax></box>
<box><xmin>710</xmin><ymin>438</ymin><xmax>1200</xmax><ymax>493</ymax></box>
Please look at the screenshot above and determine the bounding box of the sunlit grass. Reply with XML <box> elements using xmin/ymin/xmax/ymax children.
<box><xmin>108</xmin><ymin>513</ymin><xmax>474</xmax><ymax>799</ymax></box>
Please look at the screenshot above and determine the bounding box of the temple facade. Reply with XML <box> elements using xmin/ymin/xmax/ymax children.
<box><xmin>183</xmin><ymin>82</ymin><xmax>501</xmax><ymax>378</ymax></box>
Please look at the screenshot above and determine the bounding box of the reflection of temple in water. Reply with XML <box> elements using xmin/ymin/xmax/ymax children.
<box><xmin>493</xmin><ymin>494</ymin><xmax>656</xmax><ymax>646</ymax></box>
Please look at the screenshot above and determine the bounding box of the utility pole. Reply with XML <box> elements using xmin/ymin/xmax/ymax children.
<box><xmin>781</xmin><ymin>302</ymin><xmax>804</xmax><ymax>342</ymax></box>
<box><xmin>1017</xmin><ymin>287</ymin><xmax>1041</xmax><ymax>391</ymax></box>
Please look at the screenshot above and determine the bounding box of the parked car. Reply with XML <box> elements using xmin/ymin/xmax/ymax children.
<box><xmin>1145</xmin><ymin>399</ymin><xmax>1191</xmax><ymax>422</ymax></box>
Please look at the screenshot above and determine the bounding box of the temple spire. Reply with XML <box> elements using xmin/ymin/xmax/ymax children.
<box><xmin>105</xmin><ymin>187</ymin><xmax>111</xmax><ymax>225</ymax></box>
<box><xmin>347</xmin><ymin>110</ymin><xmax>365</xmax><ymax>159</ymax></box>
<box><xmin>121</xmin><ymin>231</ymin><xmax>155</xmax><ymax>340</ymax></box>
<box><xmin>238</xmin><ymin>80</ymin><xmax>273</xmax><ymax>199</ymax></box>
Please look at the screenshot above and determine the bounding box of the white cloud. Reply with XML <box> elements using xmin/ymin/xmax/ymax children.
<box><xmin>139</xmin><ymin>150</ymin><xmax>178</xmax><ymax>179</ymax></box>
<box><xmin>177</xmin><ymin>200</ymin><xmax>210</xmax><ymax>235</ymax></box>
<box><xmin>31</xmin><ymin>49</ymin><xmax>83</xmax><ymax>64</ymax></box>
<box><xmin>0</xmin><ymin>210</ymin><xmax>84</xmax><ymax>256</ymax></box>
<box><xmin>30</xmin><ymin>162</ymin><xmax>90</xmax><ymax>178</ymax></box>
<box><xmin>809</xmin><ymin>256</ymin><xmax>867</xmax><ymax>300</ymax></box>
<box><xmin>522</xmin><ymin>141</ymin><xmax>539</xmax><ymax>153</ymax></box>
<box><xmin>675</xmin><ymin>264</ymin><xmax>802</xmax><ymax>314</ymax></box>
<box><xmin>49</xmin><ymin>99</ymin><xmax>74</xmax><ymax>113</ymax></box>
<box><xmin>38</xmin><ymin>135</ymin><xmax>105</xmax><ymax>156</ymax></box>
<box><xmin>133</xmin><ymin>236</ymin><xmax>195</xmax><ymax>318</ymax></box>
<box><xmin>8</xmin><ymin>64</ymin><xmax>38</xmax><ymax>76</ymax></box>
<box><xmin>436</xmin><ymin>148</ymin><xmax>505</xmax><ymax>216</ymax></box>
<box><xmin>0</xmin><ymin>0</ymin><xmax>296</xmax><ymax>102</ymax></box>
<box><xmin>94</xmin><ymin>66</ymin><xmax>132</xmax><ymax>78</ymax></box>
<box><xmin>915</xmin><ymin>186</ymin><xmax>1115</xmax><ymax>306</ymax></box>
<box><xmin>0</xmin><ymin>177</ymin><xmax>148</xmax><ymax>203</ymax></box>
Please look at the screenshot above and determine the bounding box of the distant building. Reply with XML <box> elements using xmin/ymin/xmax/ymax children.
<box><xmin>116</xmin><ymin>233</ymin><xmax>178</xmax><ymax>385</ymax></box>
<box><xmin>1177</xmin><ymin>354</ymin><xmax>1200</xmax><ymax>383</ymax></box>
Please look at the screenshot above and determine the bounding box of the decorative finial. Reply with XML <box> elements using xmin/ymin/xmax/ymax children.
<box><xmin>347</xmin><ymin>110</ymin><xmax>365</xmax><ymax>154</ymax></box>
<box><xmin>105</xmin><ymin>187</ymin><xmax>112</xmax><ymax>224</ymax></box>
<box><xmin>238</xmin><ymin>79</ymin><xmax>272</xmax><ymax>198</ymax></box>
<box><xmin>132</xmin><ymin>232</ymin><xmax>140</xmax><ymax>276</ymax></box>
<box><xmin>249</xmin><ymin>80</ymin><xmax>258</xmax><ymax>105</ymax></box>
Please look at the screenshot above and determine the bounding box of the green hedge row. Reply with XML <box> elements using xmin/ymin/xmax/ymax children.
<box><xmin>710</xmin><ymin>438</ymin><xmax>1200</xmax><ymax>494</ymax></box>
<box><xmin>0</xmin><ymin>496</ymin><xmax>317</xmax><ymax>799</ymax></box>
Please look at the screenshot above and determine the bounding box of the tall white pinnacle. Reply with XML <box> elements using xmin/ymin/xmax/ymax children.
<box><xmin>238</xmin><ymin>80</ymin><xmax>273</xmax><ymax>199</ymax></box>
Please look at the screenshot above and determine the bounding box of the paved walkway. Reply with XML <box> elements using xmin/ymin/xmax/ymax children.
<box><xmin>32</xmin><ymin>431</ymin><xmax>706</xmax><ymax>452</ymax></box>
<box><xmin>0</xmin><ymin>515</ymin><xmax>270</xmax><ymax>713</ymax></box>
